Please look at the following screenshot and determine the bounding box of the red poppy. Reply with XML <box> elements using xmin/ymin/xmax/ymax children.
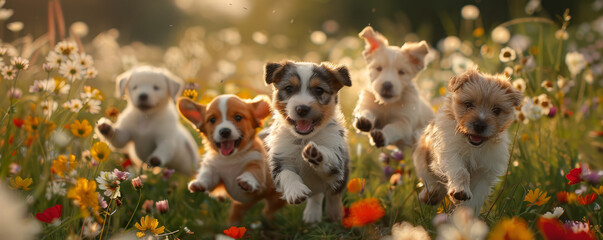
<box><xmin>342</xmin><ymin>198</ymin><xmax>385</xmax><ymax>228</ymax></box>
<box><xmin>537</xmin><ymin>217</ymin><xmax>596</xmax><ymax>240</ymax></box>
<box><xmin>35</xmin><ymin>204</ymin><xmax>62</xmax><ymax>223</ymax></box>
<box><xmin>224</xmin><ymin>226</ymin><xmax>246</xmax><ymax>239</ymax></box>
<box><xmin>577</xmin><ymin>193</ymin><xmax>597</xmax><ymax>206</ymax></box>
<box><xmin>122</xmin><ymin>158</ymin><xmax>133</xmax><ymax>169</ymax></box>
<box><xmin>557</xmin><ymin>191</ymin><xmax>569</xmax><ymax>203</ymax></box>
<box><xmin>565</xmin><ymin>167</ymin><xmax>583</xmax><ymax>185</ymax></box>
<box><xmin>13</xmin><ymin>118</ymin><xmax>24</xmax><ymax>128</ymax></box>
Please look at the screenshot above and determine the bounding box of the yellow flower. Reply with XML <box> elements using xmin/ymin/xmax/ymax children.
<box><xmin>9</xmin><ymin>176</ymin><xmax>33</xmax><ymax>190</ymax></box>
<box><xmin>488</xmin><ymin>217</ymin><xmax>534</xmax><ymax>240</ymax></box>
<box><xmin>52</xmin><ymin>154</ymin><xmax>77</xmax><ymax>177</ymax></box>
<box><xmin>182</xmin><ymin>89</ymin><xmax>198</xmax><ymax>100</ymax></box>
<box><xmin>473</xmin><ymin>27</ymin><xmax>484</xmax><ymax>37</ymax></box>
<box><xmin>347</xmin><ymin>178</ymin><xmax>366</xmax><ymax>194</ymax></box>
<box><xmin>439</xmin><ymin>86</ymin><xmax>447</xmax><ymax>96</ymax></box>
<box><xmin>593</xmin><ymin>186</ymin><xmax>603</xmax><ymax>195</ymax></box>
<box><xmin>24</xmin><ymin>116</ymin><xmax>40</xmax><ymax>133</ymax></box>
<box><xmin>567</xmin><ymin>192</ymin><xmax>578</xmax><ymax>204</ymax></box>
<box><xmin>437</xmin><ymin>197</ymin><xmax>451</xmax><ymax>213</ymax></box>
<box><xmin>83</xmin><ymin>86</ymin><xmax>104</xmax><ymax>100</ymax></box>
<box><xmin>67</xmin><ymin>178</ymin><xmax>99</xmax><ymax>218</ymax></box>
<box><xmin>135</xmin><ymin>215</ymin><xmax>165</xmax><ymax>238</ymax></box>
<box><xmin>70</xmin><ymin>119</ymin><xmax>92</xmax><ymax>138</ymax></box>
<box><xmin>524</xmin><ymin>188</ymin><xmax>550</xmax><ymax>206</ymax></box>
<box><xmin>91</xmin><ymin>142</ymin><xmax>110</xmax><ymax>162</ymax></box>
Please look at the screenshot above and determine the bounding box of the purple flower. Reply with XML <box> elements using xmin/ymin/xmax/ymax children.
<box><xmin>98</xmin><ymin>193</ymin><xmax>108</xmax><ymax>209</ymax></box>
<box><xmin>162</xmin><ymin>169</ymin><xmax>175</xmax><ymax>180</ymax></box>
<box><xmin>390</xmin><ymin>150</ymin><xmax>404</xmax><ymax>161</ymax></box>
<box><xmin>112</xmin><ymin>169</ymin><xmax>130</xmax><ymax>181</ymax></box>
<box><xmin>383</xmin><ymin>166</ymin><xmax>394</xmax><ymax>177</ymax></box>
<box><xmin>547</xmin><ymin>106</ymin><xmax>557</xmax><ymax>118</ymax></box>
<box><xmin>156</xmin><ymin>200</ymin><xmax>169</xmax><ymax>214</ymax></box>
<box><xmin>581</xmin><ymin>165</ymin><xmax>602</xmax><ymax>185</ymax></box>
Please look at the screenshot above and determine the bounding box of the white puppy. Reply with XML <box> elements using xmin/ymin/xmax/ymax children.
<box><xmin>413</xmin><ymin>68</ymin><xmax>522</xmax><ymax>214</ymax></box>
<box><xmin>264</xmin><ymin>61</ymin><xmax>351</xmax><ymax>223</ymax></box>
<box><xmin>353</xmin><ymin>26</ymin><xmax>434</xmax><ymax>149</ymax></box>
<box><xmin>96</xmin><ymin>66</ymin><xmax>200</xmax><ymax>175</ymax></box>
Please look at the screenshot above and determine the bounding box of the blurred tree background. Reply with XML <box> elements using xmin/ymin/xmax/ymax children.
<box><xmin>3</xmin><ymin>0</ymin><xmax>594</xmax><ymax>50</ymax></box>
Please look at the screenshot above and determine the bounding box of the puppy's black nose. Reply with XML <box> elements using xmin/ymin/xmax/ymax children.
<box><xmin>295</xmin><ymin>105</ymin><xmax>311</xmax><ymax>117</ymax></box>
<box><xmin>219</xmin><ymin>128</ymin><xmax>231</xmax><ymax>138</ymax></box>
<box><xmin>472</xmin><ymin>121</ymin><xmax>487</xmax><ymax>133</ymax></box>
<box><xmin>380</xmin><ymin>82</ymin><xmax>393</xmax><ymax>98</ymax></box>
<box><xmin>138</xmin><ymin>93</ymin><xmax>148</xmax><ymax>102</ymax></box>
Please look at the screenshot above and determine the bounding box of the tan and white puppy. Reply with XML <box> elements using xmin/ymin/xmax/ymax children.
<box><xmin>264</xmin><ymin>61</ymin><xmax>351</xmax><ymax>223</ymax></box>
<box><xmin>178</xmin><ymin>94</ymin><xmax>285</xmax><ymax>223</ymax></box>
<box><xmin>353</xmin><ymin>26</ymin><xmax>434</xmax><ymax>149</ymax></box>
<box><xmin>96</xmin><ymin>66</ymin><xmax>199</xmax><ymax>175</ymax></box>
<box><xmin>413</xmin><ymin>68</ymin><xmax>521</xmax><ymax>214</ymax></box>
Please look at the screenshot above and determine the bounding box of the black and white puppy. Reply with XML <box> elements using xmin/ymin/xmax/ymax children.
<box><xmin>264</xmin><ymin>61</ymin><xmax>351</xmax><ymax>223</ymax></box>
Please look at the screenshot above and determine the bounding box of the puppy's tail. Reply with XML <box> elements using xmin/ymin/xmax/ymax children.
<box><xmin>209</xmin><ymin>183</ymin><xmax>229</xmax><ymax>202</ymax></box>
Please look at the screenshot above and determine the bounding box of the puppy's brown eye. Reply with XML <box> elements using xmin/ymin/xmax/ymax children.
<box><xmin>464</xmin><ymin>102</ymin><xmax>474</xmax><ymax>108</ymax></box>
<box><xmin>313</xmin><ymin>87</ymin><xmax>325</xmax><ymax>95</ymax></box>
<box><xmin>209</xmin><ymin>117</ymin><xmax>216</xmax><ymax>124</ymax></box>
<box><xmin>284</xmin><ymin>86</ymin><xmax>293</xmax><ymax>94</ymax></box>
<box><xmin>398</xmin><ymin>70</ymin><xmax>404</xmax><ymax>75</ymax></box>
<box><xmin>153</xmin><ymin>85</ymin><xmax>159</xmax><ymax>91</ymax></box>
<box><xmin>492</xmin><ymin>107</ymin><xmax>502</xmax><ymax>115</ymax></box>
<box><xmin>234</xmin><ymin>115</ymin><xmax>242</xmax><ymax>122</ymax></box>
<box><xmin>376</xmin><ymin>66</ymin><xmax>382</xmax><ymax>72</ymax></box>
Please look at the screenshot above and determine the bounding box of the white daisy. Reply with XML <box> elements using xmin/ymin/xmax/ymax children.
<box><xmin>45</xmin><ymin>181</ymin><xmax>66</xmax><ymax>200</ymax></box>
<box><xmin>96</xmin><ymin>171</ymin><xmax>121</xmax><ymax>199</ymax></box>
<box><xmin>534</xmin><ymin>93</ymin><xmax>552</xmax><ymax>115</ymax></box>
<box><xmin>541</xmin><ymin>80</ymin><xmax>554</xmax><ymax>92</ymax></box>
<box><xmin>84</xmin><ymin>99</ymin><xmax>102</xmax><ymax>114</ymax></box>
<box><xmin>451</xmin><ymin>53</ymin><xmax>475</xmax><ymax>75</ymax></box>
<box><xmin>45</xmin><ymin>51</ymin><xmax>63</xmax><ymax>69</ymax></box>
<box><xmin>54</xmin><ymin>40</ymin><xmax>78</xmax><ymax>56</ymax></box>
<box><xmin>565</xmin><ymin>51</ymin><xmax>586</xmax><ymax>77</ymax></box>
<box><xmin>499</xmin><ymin>46</ymin><xmax>517</xmax><ymax>63</ymax></box>
<box><xmin>40</xmin><ymin>100</ymin><xmax>58</xmax><ymax>118</ymax></box>
<box><xmin>542</xmin><ymin>207</ymin><xmax>564</xmax><ymax>219</ymax></box>
<box><xmin>10</xmin><ymin>56</ymin><xmax>29</xmax><ymax>70</ymax></box>
<box><xmin>1</xmin><ymin>65</ymin><xmax>16</xmax><ymax>80</ymax></box>
<box><xmin>76</xmin><ymin>53</ymin><xmax>94</xmax><ymax>68</ymax></box>
<box><xmin>436</xmin><ymin>207</ymin><xmax>488</xmax><ymax>240</ymax></box>
<box><xmin>62</xmin><ymin>99</ymin><xmax>83</xmax><ymax>112</ymax></box>
<box><xmin>58</xmin><ymin>60</ymin><xmax>83</xmax><ymax>82</ymax></box>
<box><xmin>512</xmin><ymin>78</ymin><xmax>526</xmax><ymax>93</ymax></box>
<box><xmin>503</xmin><ymin>66</ymin><xmax>514</xmax><ymax>78</ymax></box>
<box><xmin>84</xmin><ymin>67</ymin><xmax>98</xmax><ymax>79</ymax></box>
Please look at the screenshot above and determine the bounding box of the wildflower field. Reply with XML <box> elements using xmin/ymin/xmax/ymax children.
<box><xmin>0</xmin><ymin>0</ymin><xmax>602</xmax><ymax>239</ymax></box>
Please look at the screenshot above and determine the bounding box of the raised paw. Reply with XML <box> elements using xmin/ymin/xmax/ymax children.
<box><xmin>370</xmin><ymin>130</ymin><xmax>385</xmax><ymax>147</ymax></box>
<box><xmin>354</xmin><ymin>117</ymin><xmax>373</xmax><ymax>132</ymax></box>
<box><xmin>282</xmin><ymin>181</ymin><xmax>311</xmax><ymax>205</ymax></box>
<box><xmin>449</xmin><ymin>189</ymin><xmax>472</xmax><ymax>203</ymax></box>
<box><xmin>302</xmin><ymin>142</ymin><xmax>323</xmax><ymax>167</ymax></box>
<box><xmin>148</xmin><ymin>157</ymin><xmax>161</xmax><ymax>167</ymax></box>
<box><xmin>236</xmin><ymin>172</ymin><xmax>259</xmax><ymax>192</ymax></box>
<box><xmin>97</xmin><ymin>123</ymin><xmax>113</xmax><ymax>136</ymax></box>
<box><xmin>187</xmin><ymin>181</ymin><xmax>207</xmax><ymax>193</ymax></box>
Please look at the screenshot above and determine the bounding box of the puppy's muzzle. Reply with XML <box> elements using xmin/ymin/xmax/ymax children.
<box><xmin>295</xmin><ymin>105</ymin><xmax>311</xmax><ymax>117</ymax></box>
<box><xmin>219</xmin><ymin>128</ymin><xmax>231</xmax><ymax>138</ymax></box>
<box><xmin>138</xmin><ymin>93</ymin><xmax>148</xmax><ymax>102</ymax></box>
<box><xmin>379</xmin><ymin>82</ymin><xmax>394</xmax><ymax>99</ymax></box>
<box><xmin>472</xmin><ymin>121</ymin><xmax>487</xmax><ymax>134</ymax></box>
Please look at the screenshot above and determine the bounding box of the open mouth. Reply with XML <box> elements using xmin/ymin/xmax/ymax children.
<box><xmin>216</xmin><ymin>138</ymin><xmax>242</xmax><ymax>156</ymax></box>
<box><xmin>467</xmin><ymin>134</ymin><xmax>485</xmax><ymax>146</ymax></box>
<box><xmin>137</xmin><ymin>104</ymin><xmax>153</xmax><ymax>111</ymax></box>
<box><xmin>287</xmin><ymin>117</ymin><xmax>319</xmax><ymax>135</ymax></box>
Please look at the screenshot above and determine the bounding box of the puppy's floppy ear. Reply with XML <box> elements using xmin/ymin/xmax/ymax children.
<box><xmin>359</xmin><ymin>26</ymin><xmax>388</xmax><ymax>56</ymax></box>
<box><xmin>178</xmin><ymin>97</ymin><xmax>206</xmax><ymax>128</ymax></box>
<box><xmin>321</xmin><ymin>62</ymin><xmax>352</xmax><ymax>91</ymax></box>
<box><xmin>506</xmin><ymin>84</ymin><xmax>523</xmax><ymax>107</ymax></box>
<box><xmin>116</xmin><ymin>70</ymin><xmax>131</xmax><ymax>99</ymax></box>
<box><xmin>246</xmin><ymin>95</ymin><xmax>271</xmax><ymax>128</ymax></box>
<box><xmin>403</xmin><ymin>41</ymin><xmax>430</xmax><ymax>69</ymax></box>
<box><xmin>449</xmin><ymin>68</ymin><xmax>479</xmax><ymax>92</ymax></box>
<box><xmin>164</xmin><ymin>71</ymin><xmax>183</xmax><ymax>101</ymax></box>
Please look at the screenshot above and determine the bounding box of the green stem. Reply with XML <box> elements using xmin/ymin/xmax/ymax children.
<box><xmin>124</xmin><ymin>190</ymin><xmax>143</xmax><ymax>230</ymax></box>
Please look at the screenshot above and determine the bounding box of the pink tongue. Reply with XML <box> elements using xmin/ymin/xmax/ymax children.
<box><xmin>296</xmin><ymin>120</ymin><xmax>312</xmax><ymax>133</ymax></box>
<box><xmin>220</xmin><ymin>140</ymin><xmax>235</xmax><ymax>155</ymax></box>
<box><xmin>469</xmin><ymin>135</ymin><xmax>482</xmax><ymax>142</ymax></box>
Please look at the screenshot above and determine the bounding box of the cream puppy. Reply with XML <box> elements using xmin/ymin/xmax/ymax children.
<box><xmin>413</xmin><ymin>68</ymin><xmax>522</xmax><ymax>214</ymax></box>
<box><xmin>353</xmin><ymin>26</ymin><xmax>434</xmax><ymax>149</ymax></box>
<box><xmin>264</xmin><ymin>61</ymin><xmax>351</xmax><ymax>223</ymax></box>
<box><xmin>96</xmin><ymin>66</ymin><xmax>200</xmax><ymax>175</ymax></box>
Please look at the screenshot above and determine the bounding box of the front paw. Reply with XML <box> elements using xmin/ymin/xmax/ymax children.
<box><xmin>188</xmin><ymin>180</ymin><xmax>207</xmax><ymax>193</ymax></box>
<box><xmin>448</xmin><ymin>188</ymin><xmax>472</xmax><ymax>203</ymax></box>
<box><xmin>236</xmin><ymin>172</ymin><xmax>259</xmax><ymax>192</ymax></box>
<box><xmin>282</xmin><ymin>181</ymin><xmax>311</xmax><ymax>204</ymax></box>
<box><xmin>97</xmin><ymin>123</ymin><xmax>113</xmax><ymax>136</ymax></box>
<box><xmin>148</xmin><ymin>156</ymin><xmax>162</xmax><ymax>167</ymax></box>
<box><xmin>354</xmin><ymin>117</ymin><xmax>373</xmax><ymax>132</ymax></box>
<box><xmin>370</xmin><ymin>130</ymin><xmax>385</xmax><ymax>147</ymax></box>
<box><xmin>302</xmin><ymin>142</ymin><xmax>323</xmax><ymax>167</ymax></box>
